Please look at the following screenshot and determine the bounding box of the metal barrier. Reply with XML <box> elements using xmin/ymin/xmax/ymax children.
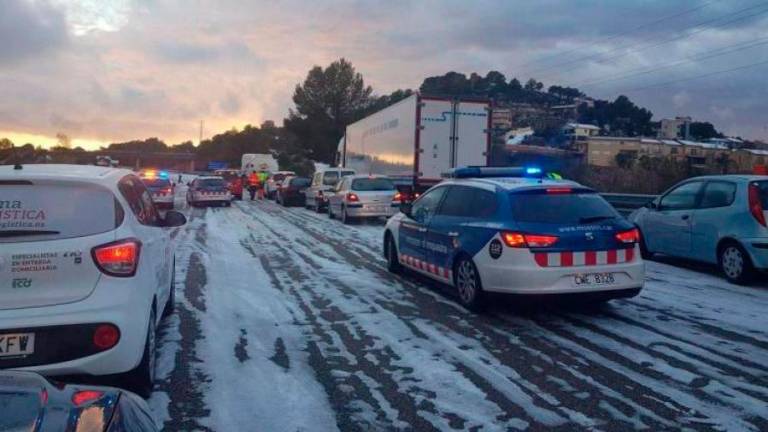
<box><xmin>601</xmin><ymin>193</ymin><xmax>657</xmax><ymax>216</ymax></box>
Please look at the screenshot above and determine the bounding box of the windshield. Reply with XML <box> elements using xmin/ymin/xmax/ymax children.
<box><xmin>351</xmin><ymin>178</ymin><xmax>395</xmax><ymax>191</ymax></box>
<box><xmin>272</xmin><ymin>174</ymin><xmax>288</xmax><ymax>182</ymax></box>
<box><xmin>510</xmin><ymin>191</ymin><xmax>618</xmax><ymax>224</ymax></box>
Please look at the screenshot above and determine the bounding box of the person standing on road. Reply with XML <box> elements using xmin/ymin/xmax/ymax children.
<box><xmin>257</xmin><ymin>170</ymin><xmax>269</xmax><ymax>200</ymax></box>
<box><xmin>248</xmin><ymin>171</ymin><xmax>260</xmax><ymax>200</ymax></box>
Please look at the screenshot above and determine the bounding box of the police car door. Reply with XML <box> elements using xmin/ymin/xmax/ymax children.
<box><xmin>398</xmin><ymin>186</ymin><xmax>447</xmax><ymax>270</ymax></box>
<box><xmin>427</xmin><ymin>186</ymin><xmax>498</xmax><ymax>283</ymax></box>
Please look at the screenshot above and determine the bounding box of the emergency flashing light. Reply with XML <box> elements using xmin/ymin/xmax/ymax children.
<box><xmin>442</xmin><ymin>166</ymin><xmax>548</xmax><ymax>179</ymax></box>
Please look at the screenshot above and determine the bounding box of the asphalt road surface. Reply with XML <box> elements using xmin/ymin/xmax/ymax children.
<box><xmin>148</xmin><ymin>195</ymin><xmax>768</xmax><ymax>431</ymax></box>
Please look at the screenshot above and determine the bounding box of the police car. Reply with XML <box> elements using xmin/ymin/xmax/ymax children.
<box><xmin>383</xmin><ymin>167</ymin><xmax>645</xmax><ymax>310</ymax></box>
<box><xmin>138</xmin><ymin>170</ymin><xmax>174</xmax><ymax>209</ymax></box>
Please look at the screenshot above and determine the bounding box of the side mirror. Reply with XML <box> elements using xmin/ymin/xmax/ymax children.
<box><xmin>646</xmin><ymin>200</ymin><xmax>658</xmax><ymax>210</ymax></box>
<box><xmin>163</xmin><ymin>210</ymin><xmax>187</xmax><ymax>227</ymax></box>
<box><xmin>400</xmin><ymin>202</ymin><xmax>412</xmax><ymax>217</ymax></box>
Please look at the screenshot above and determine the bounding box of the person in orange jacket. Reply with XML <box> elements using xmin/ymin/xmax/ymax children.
<box><xmin>247</xmin><ymin>172</ymin><xmax>260</xmax><ymax>200</ymax></box>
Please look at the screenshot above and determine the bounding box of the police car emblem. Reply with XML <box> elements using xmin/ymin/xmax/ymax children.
<box><xmin>585</xmin><ymin>232</ymin><xmax>595</xmax><ymax>241</ymax></box>
<box><xmin>489</xmin><ymin>239</ymin><xmax>503</xmax><ymax>259</ymax></box>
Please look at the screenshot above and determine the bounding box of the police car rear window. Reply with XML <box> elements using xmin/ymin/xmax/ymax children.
<box><xmin>0</xmin><ymin>182</ymin><xmax>121</xmax><ymax>243</ymax></box>
<box><xmin>199</xmin><ymin>179</ymin><xmax>227</xmax><ymax>188</ymax></box>
<box><xmin>142</xmin><ymin>178</ymin><xmax>171</xmax><ymax>189</ymax></box>
<box><xmin>509</xmin><ymin>190</ymin><xmax>618</xmax><ymax>224</ymax></box>
<box><xmin>352</xmin><ymin>178</ymin><xmax>395</xmax><ymax>191</ymax></box>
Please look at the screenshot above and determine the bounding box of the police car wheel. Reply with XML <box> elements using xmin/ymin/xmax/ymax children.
<box><xmin>386</xmin><ymin>235</ymin><xmax>401</xmax><ymax>273</ymax></box>
<box><xmin>455</xmin><ymin>257</ymin><xmax>484</xmax><ymax>311</ymax></box>
<box><xmin>328</xmin><ymin>204</ymin><xmax>334</xmax><ymax>219</ymax></box>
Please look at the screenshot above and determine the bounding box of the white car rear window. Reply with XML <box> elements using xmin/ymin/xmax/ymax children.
<box><xmin>0</xmin><ymin>181</ymin><xmax>121</xmax><ymax>243</ymax></box>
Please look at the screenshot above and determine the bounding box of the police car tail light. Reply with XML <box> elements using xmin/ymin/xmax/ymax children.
<box><xmin>347</xmin><ymin>193</ymin><xmax>360</xmax><ymax>202</ymax></box>
<box><xmin>546</xmin><ymin>187</ymin><xmax>572</xmax><ymax>194</ymax></box>
<box><xmin>92</xmin><ymin>239</ymin><xmax>141</xmax><ymax>277</ymax></box>
<box><xmin>392</xmin><ymin>192</ymin><xmax>402</xmax><ymax>202</ymax></box>
<box><xmin>615</xmin><ymin>228</ymin><xmax>640</xmax><ymax>244</ymax></box>
<box><xmin>501</xmin><ymin>232</ymin><xmax>527</xmax><ymax>247</ymax></box>
<box><xmin>524</xmin><ymin>234</ymin><xmax>559</xmax><ymax>248</ymax></box>
<box><xmin>502</xmin><ymin>232</ymin><xmax>558</xmax><ymax>248</ymax></box>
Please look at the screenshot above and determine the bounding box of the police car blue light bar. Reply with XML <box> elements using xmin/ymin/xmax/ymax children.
<box><xmin>442</xmin><ymin>166</ymin><xmax>545</xmax><ymax>179</ymax></box>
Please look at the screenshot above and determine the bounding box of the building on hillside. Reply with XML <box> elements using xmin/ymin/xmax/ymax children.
<box><xmin>491</xmin><ymin>108</ymin><xmax>513</xmax><ymax>131</ymax></box>
<box><xmin>658</xmin><ymin>116</ymin><xmax>692</xmax><ymax>140</ymax></box>
<box><xmin>549</xmin><ymin>96</ymin><xmax>594</xmax><ymax>121</ymax></box>
<box><xmin>579</xmin><ymin>136</ymin><xmax>733</xmax><ymax>168</ymax></box>
<box><xmin>562</xmin><ymin>123</ymin><xmax>600</xmax><ymax>140</ymax></box>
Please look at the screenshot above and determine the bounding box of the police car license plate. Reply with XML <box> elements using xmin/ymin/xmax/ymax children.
<box><xmin>0</xmin><ymin>332</ymin><xmax>35</xmax><ymax>358</ymax></box>
<box><xmin>573</xmin><ymin>272</ymin><xmax>616</xmax><ymax>286</ymax></box>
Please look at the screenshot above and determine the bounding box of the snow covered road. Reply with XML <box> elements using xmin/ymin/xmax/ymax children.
<box><xmin>151</xmin><ymin>198</ymin><xmax>768</xmax><ymax>431</ymax></box>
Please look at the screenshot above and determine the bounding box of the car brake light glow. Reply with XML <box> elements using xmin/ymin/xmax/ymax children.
<box><xmin>615</xmin><ymin>228</ymin><xmax>640</xmax><ymax>244</ymax></box>
<box><xmin>347</xmin><ymin>192</ymin><xmax>359</xmax><ymax>202</ymax></box>
<box><xmin>501</xmin><ymin>232</ymin><xmax>558</xmax><ymax>248</ymax></box>
<box><xmin>546</xmin><ymin>187</ymin><xmax>572</xmax><ymax>194</ymax></box>
<box><xmin>92</xmin><ymin>239</ymin><xmax>141</xmax><ymax>277</ymax></box>
<box><xmin>748</xmin><ymin>183</ymin><xmax>766</xmax><ymax>227</ymax></box>
<box><xmin>93</xmin><ymin>324</ymin><xmax>120</xmax><ymax>350</ymax></box>
<box><xmin>393</xmin><ymin>192</ymin><xmax>402</xmax><ymax>202</ymax></box>
<box><xmin>72</xmin><ymin>390</ymin><xmax>104</xmax><ymax>407</ymax></box>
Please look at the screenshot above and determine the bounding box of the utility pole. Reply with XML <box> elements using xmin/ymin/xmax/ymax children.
<box><xmin>199</xmin><ymin>120</ymin><xmax>204</xmax><ymax>145</ymax></box>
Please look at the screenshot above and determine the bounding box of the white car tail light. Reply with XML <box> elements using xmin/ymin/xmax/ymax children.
<box><xmin>91</xmin><ymin>239</ymin><xmax>141</xmax><ymax>277</ymax></box>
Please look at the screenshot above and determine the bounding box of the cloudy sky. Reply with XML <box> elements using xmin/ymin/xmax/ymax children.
<box><xmin>1</xmin><ymin>0</ymin><xmax>767</xmax><ymax>149</ymax></box>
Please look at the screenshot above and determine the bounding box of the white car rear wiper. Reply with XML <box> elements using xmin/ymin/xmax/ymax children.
<box><xmin>0</xmin><ymin>230</ymin><xmax>61</xmax><ymax>238</ymax></box>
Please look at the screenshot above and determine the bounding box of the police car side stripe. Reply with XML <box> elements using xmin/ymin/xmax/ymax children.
<box><xmin>607</xmin><ymin>249</ymin><xmax>618</xmax><ymax>264</ymax></box>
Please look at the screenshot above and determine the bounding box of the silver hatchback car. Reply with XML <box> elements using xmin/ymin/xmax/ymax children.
<box><xmin>630</xmin><ymin>175</ymin><xmax>768</xmax><ymax>284</ymax></box>
<box><xmin>327</xmin><ymin>175</ymin><xmax>400</xmax><ymax>224</ymax></box>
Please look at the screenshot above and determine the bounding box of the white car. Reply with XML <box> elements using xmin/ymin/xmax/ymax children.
<box><xmin>327</xmin><ymin>175</ymin><xmax>401</xmax><ymax>223</ymax></box>
<box><xmin>383</xmin><ymin>167</ymin><xmax>645</xmax><ymax>310</ymax></box>
<box><xmin>187</xmin><ymin>176</ymin><xmax>232</xmax><ymax>207</ymax></box>
<box><xmin>0</xmin><ymin>164</ymin><xmax>186</xmax><ymax>396</ymax></box>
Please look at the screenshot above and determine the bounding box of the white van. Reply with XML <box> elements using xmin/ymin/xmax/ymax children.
<box><xmin>304</xmin><ymin>168</ymin><xmax>356</xmax><ymax>212</ymax></box>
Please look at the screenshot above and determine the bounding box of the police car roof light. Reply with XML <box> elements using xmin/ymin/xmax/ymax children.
<box><xmin>442</xmin><ymin>166</ymin><xmax>545</xmax><ymax>179</ymax></box>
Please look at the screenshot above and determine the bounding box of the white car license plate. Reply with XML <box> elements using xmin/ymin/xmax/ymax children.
<box><xmin>0</xmin><ymin>333</ymin><xmax>35</xmax><ymax>357</ymax></box>
<box><xmin>367</xmin><ymin>205</ymin><xmax>385</xmax><ymax>212</ymax></box>
<box><xmin>573</xmin><ymin>272</ymin><xmax>616</xmax><ymax>287</ymax></box>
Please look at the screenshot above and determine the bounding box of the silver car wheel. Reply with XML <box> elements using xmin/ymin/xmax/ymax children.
<box><xmin>722</xmin><ymin>246</ymin><xmax>744</xmax><ymax>279</ymax></box>
<box><xmin>456</xmin><ymin>260</ymin><xmax>477</xmax><ymax>304</ymax></box>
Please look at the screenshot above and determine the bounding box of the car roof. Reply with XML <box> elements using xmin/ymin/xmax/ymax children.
<box><xmin>684</xmin><ymin>174</ymin><xmax>768</xmax><ymax>182</ymax></box>
<box><xmin>196</xmin><ymin>175</ymin><xmax>225</xmax><ymax>180</ymax></box>
<box><xmin>441</xmin><ymin>176</ymin><xmax>584</xmax><ymax>192</ymax></box>
<box><xmin>0</xmin><ymin>164</ymin><xmax>131</xmax><ymax>184</ymax></box>
<box><xmin>345</xmin><ymin>174</ymin><xmax>389</xmax><ymax>179</ymax></box>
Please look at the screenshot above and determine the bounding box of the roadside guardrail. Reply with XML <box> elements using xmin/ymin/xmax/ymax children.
<box><xmin>600</xmin><ymin>193</ymin><xmax>657</xmax><ymax>216</ymax></box>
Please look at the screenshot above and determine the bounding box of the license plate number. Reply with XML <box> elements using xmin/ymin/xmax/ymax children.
<box><xmin>573</xmin><ymin>272</ymin><xmax>616</xmax><ymax>286</ymax></box>
<box><xmin>0</xmin><ymin>333</ymin><xmax>35</xmax><ymax>357</ymax></box>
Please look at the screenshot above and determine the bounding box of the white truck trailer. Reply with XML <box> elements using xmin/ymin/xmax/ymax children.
<box><xmin>339</xmin><ymin>94</ymin><xmax>490</xmax><ymax>191</ymax></box>
<box><xmin>241</xmin><ymin>153</ymin><xmax>278</xmax><ymax>175</ymax></box>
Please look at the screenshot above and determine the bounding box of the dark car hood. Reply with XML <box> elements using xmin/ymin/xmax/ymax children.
<box><xmin>0</xmin><ymin>371</ymin><xmax>154</xmax><ymax>432</ymax></box>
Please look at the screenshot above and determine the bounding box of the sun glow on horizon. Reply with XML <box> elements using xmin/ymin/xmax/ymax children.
<box><xmin>0</xmin><ymin>130</ymin><xmax>109</xmax><ymax>151</ymax></box>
